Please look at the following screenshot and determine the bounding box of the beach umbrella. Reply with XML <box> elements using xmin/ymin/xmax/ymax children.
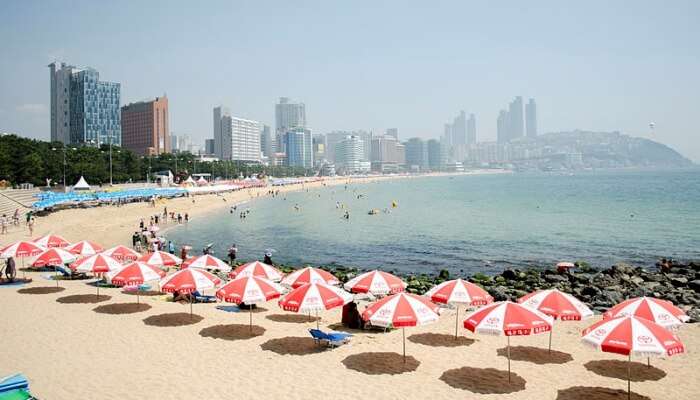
<box><xmin>66</xmin><ymin>240</ymin><xmax>103</xmax><ymax>257</ymax></box>
<box><xmin>106</xmin><ymin>261</ymin><xmax>166</xmax><ymax>303</ymax></box>
<box><xmin>228</xmin><ymin>261</ymin><xmax>283</xmax><ymax>282</ymax></box>
<box><xmin>101</xmin><ymin>245</ymin><xmax>140</xmax><ymax>262</ymax></box>
<box><xmin>281</xmin><ymin>266</ymin><xmax>340</xmax><ymax>289</ymax></box>
<box><xmin>70</xmin><ymin>254</ymin><xmax>122</xmax><ymax>298</ymax></box>
<box><xmin>31</xmin><ymin>247</ymin><xmax>76</xmax><ymax>287</ymax></box>
<box><xmin>0</xmin><ymin>241</ymin><xmax>45</xmax><ymax>279</ymax></box>
<box><xmin>518</xmin><ymin>289</ymin><xmax>593</xmax><ymax>351</ymax></box>
<box><xmin>160</xmin><ymin>268</ymin><xmax>221</xmax><ymax>316</ymax></box>
<box><xmin>216</xmin><ymin>276</ymin><xmax>285</xmax><ymax>332</ymax></box>
<box><xmin>343</xmin><ymin>270</ymin><xmax>407</xmax><ymax>295</ymax></box>
<box><xmin>279</xmin><ymin>282</ymin><xmax>353</xmax><ymax>328</ymax></box>
<box><xmin>425</xmin><ymin>278</ymin><xmax>494</xmax><ymax>338</ymax></box>
<box><xmin>32</xmin><ymin>234</ymin><xmax>70</xmax><ymax>248</ymax></box>
<box><xmin>603</xmin><ymin>297</ymin><xmax>689</xmax><ymax>329</ymax></box>
<box><xmin>138</xmin><ymin>251</ymin><xmax>182</xmax><ymax>267</ymax></box>
<box><xmin>464</xmin><ymin>301</ymin><xmax>553</xmax><ymax>381</ymax></box>
<box><xmin>182</xmin><ymin>254</ymin><xmax>231</xmax><ymax>273</ymax></box>
<box><xmin>362</xmin><ymin>292</ymin><xmax>441</xmax><ymax>363</ymax></box>
<box><xmin>582</xmin><ymin>315</ymin><xmax>685</xmax><ymax>399</ymax></box>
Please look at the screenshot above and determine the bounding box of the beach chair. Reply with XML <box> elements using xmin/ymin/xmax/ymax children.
<box><xmin>192</xmin><ymin>291</ymin><xmax>217</xmax><ymax>303</ymax></box>
<box><xmin>308</xmin><ymin>329</ymin><xmax>353</xmax><ymax>348</ymax></box>
<box><xmin>0</xmin><ymin>374</ymin><xmax>37</xmax><ymax>399</ymax></box>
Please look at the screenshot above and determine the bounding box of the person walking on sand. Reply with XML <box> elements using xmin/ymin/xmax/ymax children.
<box><xmin>27</xmin><ymin>216</ymin><xmax>35</xmax><ymax>236</ymax></box>
<box><xmin>0</xmin><ymin>214</ymin><xmax>7</xmax><ymax>235</ymax></box>
<box><xmin>13</xmin><ymin>209</ymin><xmax>20</xmax><ymax>226</ymax></box>
<box><xmin>184</xmin><ymin>213</ymin><xmax>189</xmax><ymax>223</ymax></box>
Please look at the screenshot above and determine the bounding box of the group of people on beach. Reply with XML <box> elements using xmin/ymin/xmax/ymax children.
<box><xmin>0</xmin><ymin>209</ymin><xmax>35</xmax><ymax>236</ymax></box>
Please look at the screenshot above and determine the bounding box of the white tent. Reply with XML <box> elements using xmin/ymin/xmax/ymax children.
<box><xmin>73</xmin><ymin>176</ymin><xmax>91</xmax><ymax>191</ymax></box>
<box><xmin>196</xmin><ymin>176</ymin><xmax>208</xmax><ymax>185</ymax></box>
<box><xmin>184</xmin><ymin>176</ymin><xmax>196</xmax><ymax>185</ymax></box>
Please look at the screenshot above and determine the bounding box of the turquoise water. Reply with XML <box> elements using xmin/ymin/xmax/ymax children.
<box><xmin>168</xmin><ymin>169</ymin><xmax>700</xmax><ymax>276</ymax></box>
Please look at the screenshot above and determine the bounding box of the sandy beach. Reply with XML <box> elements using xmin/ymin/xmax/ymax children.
<box><xmin>1</xmin><ymin>173</ymin><xmax>698</xmax><ymax>400</ymax></box>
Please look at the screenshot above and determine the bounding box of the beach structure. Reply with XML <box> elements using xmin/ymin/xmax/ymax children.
<box><xmin>279</xmin><ymin>282</ymin><xmax>353</xmax><ymax>329</ymax></box>
<box><xmin>463</xmin><ymin>301</ymin><xmax>553</xmax><ymax>381</ymax></box>
<box><xmin>281</xmin><ymin>266</ymin><xmax>340</xmax><ymax>289</ymax></box>
<box><xmin>182</xmin><ymin>255</ymin><xmax>231</xmax><ymax>273</ymax></box>
<box><xmin>216</xmin><ymin>276</ymin><xmax>285</xmax><ymax>332</ymax></box>
<box><xmin>425</xmin><ymin>278</ymin><xmax>494</xmax><ymax>338</ymax></box>
<box><xmin>101</xmin><ymin>245</ymin><xmax>140</xmax><ymax>262</ymax></box>
<box><xmin>0</xmin><ymin>240</ymin><xmax>45</xmax><ymax>279</ymax></box>
<box><xmin>518</xmin><ymin>289</ymin><xmax>593</xmax><ymax>351</ymax></box>
<box><xmin>70</xmin><ymin>253</ymin><xmax>122</xmax><ymax>298</ymax></box>
<box><xmin>32</xmin><ymin>234</ymin><xmax>70</xmax><ymax>248</ymax></box>
<box><xmin>228</xmin><ymin>261</ymin><xmax>283</xmax><ymax>282</ymax></box>
<box><xmin>343</xmin><ymin>270</ymin><xmax>406</xmax><ymax>296</ymax></box>
<box><xmin>138</xmin><ymin>251</ymin><xmax>182</xmax><ymax>267</ymax></box>
<box><xmin>362</xmin><ymin>292</ymin><xmax>441</xmax><ymax>363</ymax></box>
<box><xmin>31</xmin><ymin>247</ymin><xmax>76</xmax><ymax>287</ymax></box>
<box><xmin>603</xmin><ymin>297</ymin><xmax>690</xmax><ymax>329</ymax></box>
<box><xmin>581</xmin><ymin>315</ymin><xmax>685</xmax><ymax>399</ymax></box>
<box><xmin>160</xmin><ymin>268</ymin><xmax>221</xmax><ymax>316</ymax></box>
<box><xmin>72</xmin><ymin>176</ymin><xmax>91</xmax><ymax>191</ymax></box>
<box><xmin>65</xmin><ymin>240</ymin><xmax>103</xmax><ymax>257</ymax></box>
<box><xmin>106</xmin><ymin>261</ymin><xmax>166</xmax><ymax>303</ymax></box>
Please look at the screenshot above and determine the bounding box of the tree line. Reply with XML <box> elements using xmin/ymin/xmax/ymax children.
<box><xmin>0</xmin><ymin>134</ymin><xmax>312</xmax><ymax>188</ymax></box>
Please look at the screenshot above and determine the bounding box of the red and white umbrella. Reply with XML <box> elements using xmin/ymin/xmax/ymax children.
<box><xmin>66</xmin><ymin>240</ymin><xmax>103</xmax><ymax>257</ymax></box>
<box><xmin>343</xmin><ymin>270</ymin><xmax>406</xmax><ymax>295</ymax></box>
<box><xmin>182</xmin><ymin>254</ymin><xmax>231</xmax><ymax>273</ymax></box>
<box><xmin>228</xmin><ymin>261</ymin><xmax>283</xmax><ymax>282</ymax></box>
<box><xmin>106</xmin><ymin>261</ymin><xmax>166</xmax><ymax>303</ymax></box>
<box><xmin>70</xmin><ymin>254</ymin><xmax>122</xmax><ymax>298</ymax></box>
<box><xmin>464</xmin><ymin>301</ymin><xmax>553</xmax><ymax>381</ymax></box>
<box><xmin>101</xmin><ymin>245</ymin><xmax>140</xmax><ymax>262</ymax></box>
<box><xmin>280</xmin><ymin>266</ymin><xmax>339</xmax><ymax>289</ymax></box>
<box><xmin>425</xmin><ymin>278</ymin><xmax>494</xmax><ymax>337</ymax></box>
<box><xmin>1</xmin><ymin>241</ymin><xmax>45</xmax><ymax>279</ymax></box>
<box><xmin>216</xmin><ymin>276</ymin><xmax>285</xmax><ymax>331</ymax></box>
<box><xmin>582</xmin><ymin>315</ymin><xmax>685</xmax><ymax>398</ymax></box>
<box><xmin>279</xmin><ymin>282</ymin><xmax>352</xmax><ymax>328</ymax></box>
<box><xmin>31</xmin><ymin>248</ymin><xmax>76</xmax><ymax>268</ymax></box>
<box><xmin>160</xmin><ymin>268</ymin><xmax>222</xmax><ymax>316</ymax></box>
<box><xmin>33</xmin><ymin>234</ymin><xmax>70</xmax><ymax>248</ymax></box>
<box><xmin>138</xmin><ymin>251</ymin><xmax>182</xmax><ymax>267</ymax></box>
<box><xmin>603</xmin><ymin>297</ymin><xmax>689</xmax><ymax>330</ymax></box>
<box><xmin>362</xmin><ymin>293</ymin><xmax>441</xmax><ymax>362</ymax></box>
<box><xmin>518</xmin><ymin>289</ymin><xmax>594</xmax><ymax>351</ymax></box>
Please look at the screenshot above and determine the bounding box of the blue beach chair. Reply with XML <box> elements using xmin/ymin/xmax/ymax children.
<box><xmin>308</xmin><ymin>329</ymin><xmax>353</xmax><ymax>348</ymax></box>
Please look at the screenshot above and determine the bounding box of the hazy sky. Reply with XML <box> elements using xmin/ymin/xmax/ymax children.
<box><xmin>1</xmin><ymin>1</ymin><xmax>698</xmax><ymax>161</ymax></box>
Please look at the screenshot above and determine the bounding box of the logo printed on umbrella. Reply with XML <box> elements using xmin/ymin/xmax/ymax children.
<box><xmin>485</xmin><ymin>317</ymin><xmax>500</xmax><ymax>325</ymax></box>
<box><xmin>637</xmin><ymin>335</ymin><xmax>653</xmax><ymax>345</ymax></box>
<box><xmin>657</xmin><ymin>314</ymin><xmax>670</xmax><ymax>321</ymax></box>
<box><xmin>592</xmin><ymin>328</ymin><xmax>607</xmax><ymax>338</ymax></box>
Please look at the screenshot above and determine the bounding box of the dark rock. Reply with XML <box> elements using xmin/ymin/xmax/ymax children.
<box><xmin>501</xmin><ymin>269</ymin><xmax>517</xmax><ymax>281</ymax></box>
<box><xmin>689</xmin><ymin>280</ymin><xmax>700</xmax><ymax>293</ymax></box>
<box><xmin>669</xmin><ymin>276</ymin><xmax>689</xmax><ymax>287</ymax></box>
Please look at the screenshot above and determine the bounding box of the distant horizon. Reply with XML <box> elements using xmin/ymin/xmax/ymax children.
<box><xmin>1</xmin><ymin>1</ymin><xmax>698</xmax><ymax>161</ymax></box>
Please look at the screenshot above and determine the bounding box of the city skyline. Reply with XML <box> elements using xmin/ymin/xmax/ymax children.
<box><xmin>1</xmin><ymin>1</ymin><xmax>699</xmax><ymax>161</ymax></box>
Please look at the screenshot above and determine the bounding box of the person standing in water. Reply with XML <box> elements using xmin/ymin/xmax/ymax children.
<box><xmin>228</xmin><ymin>244</ymin><xmax>238</xmax><ymax>265</ymax></box>
<box><xmin>263</xmin><ymin>251</ymin><xmax>273</xmax><ymax>265</ymax></box>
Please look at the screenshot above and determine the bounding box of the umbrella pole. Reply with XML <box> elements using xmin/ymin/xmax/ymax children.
<box><xmin>55</xmin><ymin>266</ymin><xmax>59</xmax><ymax>288</ymax></box>
<box><xmin>548</xmin><ymin>329</ymin><xmax>552</xmax><ymax>353</ymax></box>
<box><xmin>647</xmin><ymin>356</ymin><xmax>650</xmax><ymax>368</ymax></box>
<box><xmin>190</xmin><ymin>296</ymin><xmax>193</xmax><ymax>318</ymax></box>
<box><xmin>628</xmin><ymin>353</ymin><xmax>631</xmax><ymax>400</ymax></box>
<box><xmin>249</xmin><ymin>305</ymin><xmax>253</xmax><ymax>333</ymax></box>
<box><xmin>507</xmin><ymin>335</ymin><xmax>511</xmax><ymax>383</ymax></box>
<box><xmin>137</xmin><ymin>289</ymin><xmax>140</xmax><ymax>305</ymax></box>
<box><xmin>455</xmin><ymin>306</ymin><xmax>459</xmax><ymax>339</ymax></box>
<box><xmin>97</xmin><ymin>282</ymin><xmax>100</xmax><ymax>300</ymax></box>
<box><xmin>316</xmin><ymin>310</ymin><xmax>319</xmax><ymax>330</ymax></box>
<box><xmin>402</xmin><ymin>327</ymin><xmax>406</xmax><ymax>364</ymax></box>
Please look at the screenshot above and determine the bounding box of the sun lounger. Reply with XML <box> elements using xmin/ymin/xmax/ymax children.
<box><xmin>192</xmin><ymin>291</ymin><xmax>217</xmax><ymax>303</ymax></box>
<box><xmin>0</xmin><ymin>374</ymin><xmax>28</xmax><ymax>394</ymax></box>
<box><xmin>309</xmin><ymin>329</ymin><xmax>353</xmax><ymax>348</ymax></box>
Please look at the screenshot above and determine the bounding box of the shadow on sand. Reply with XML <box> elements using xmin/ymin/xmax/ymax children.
<box><xmin>143</xmin><ymin>313</ymin><xmax>203</xmax><ymax>327</ymax></box>
<box><xmin>17</xmin><ymin>286</ymin><xmax>65</xmax><ymax>295</ymax></box>
<box><xmin>556</xmin><ymin>386</ymin><xmax>651</xmax><ymax>400</ymax></box>
<box><xmin>93</xmin><ymin>302</ymin><xmax>151</xmax><ymax>314</ymax></box>
<box><xmin>341</xmin><ymin>352</ymin><xmax>420</xmax><ymax>375</ymax></box>
<box><xmin>122</xmin><ymin>290</ymin><xmax>162</xmax><ymax>297</ymax></box>
<box><xmin>440</xmin><ymin>367</ymin><xmax>526</xmax><ymax>394</ymax></box>
<box><xmin>496</xmin><ymin>345</ymin><xmax>573</xmax><ymax>364</ymax></box>
<box><xmin>199</xmin><ymin>324</ymin><xmax>265</xmax><ymax>340</ymax></box>
<box><xmin>260</xmin><ymin>337</ymin><xmax>326</xmax><ymax>355</ymax></box>
<box><xmin>265</xmin><ymin>313</ymin><xmax>319</xmax><ymax>323</ymax></box>
<box><xmin>409</xmin><ymin>333</ymin><xmax>475</xmax><ymax>348</ymax></box>
<box><xmin>584</xmin><ymin>360</ymin><xmax>666</xmax><ymax>382</ymax></box>
<box><xmin>56</xmin><ymin>294</ymin><xmax>111</xmax><ymax>304</ymax></box>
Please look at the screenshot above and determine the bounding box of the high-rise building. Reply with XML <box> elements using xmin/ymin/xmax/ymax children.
<box><xmin>497</xmin><ymin>109</ymin><xmax>509</xmax><ymax>144</ymax></box>
<box><xmin>370</xmin><ymin>135</ymin><xmax>401</xmax><ymax>172</ymax></box>
<box><xmin>205</xmin><ymin>139</ymin><xmax>215</xmax><ymax>155</ymax></box>
<box><xmin>275</xmin><ymin>97</ymin><xmax>306</xmax><ymax>153</ymax></box>
<box><xmin>284</xmin><ymin>128</ymin><xmax>313</xmax><ymax>168</ymax></box>
<box><xmin>427</xmin><ymin>139</ymin><xmax>444</xmax><ymax>171</ymax></box>
<box><xmin>386</xmin><ymin>128</ymin><xmax>398</xmax><ymax>139</ymax></box>
<box><xmin>260</xmin><ymin>125</ymin><xmax>273</xmax><ymax>158</ymax></box>
<box><xmin>525</xmin><ymin>98</ymin><xmax>537</xmax><ymax>138</ymax></box>
<box><xmin>312</xmin><ymin>134</ymin><xmax>326</xmax><ymax>165</ymax></box>
<box><xmin>170</xmin><ymin>134</ymin><xmax>179</xmax><ymax>152</ymax></box>
<box><xmin>220</xmin><ymin>116</ymin><xmax>262</xmax><ymax>162</ymax></box>
<box><xmin>451</xmin><ymin>111</ymin><xmax>467</xmax><ymax>146</ymax></box>
<box><xmin>497</xmin><ymin>96</ymin><xmax>525</xmax><ymax>143</ymax></box>
<box><xmin>336</xmin><ymin>135</ymin><xmax>370</xmax><ymax>174</ymax></box>
<box><xmin>404</xmin><ymin>138</ymin><xmax>428</xmax><ymax>171</ymax></box>
<box><xmin>467</xmin><ymin>113</ymin><xmax>476</xmax><ymax>144</ymax></box>
<box><xmin>212</xmin><ymin>106</ymin><xmax>230</xmax><ymax>159</ymax></box>
<box><xmin>49</xmin><ymin>62</ymin><xmax>121</xmax><ymax>145</ymax></box>
<box><xmin>120</xmin><ymin>96</ymin><xmax>169</xmax><ymax>156</ymax></box>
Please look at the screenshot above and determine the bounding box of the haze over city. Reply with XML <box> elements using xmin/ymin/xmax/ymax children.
<box><xmin>1</xmin><ymin>0</ymin><xmax>699</xmax><ymax>161</ymax></box>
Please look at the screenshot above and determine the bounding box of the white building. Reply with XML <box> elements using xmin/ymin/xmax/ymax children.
<box><xmin>336</xmin><ymin>136</ymin><xmax>370</xmax><ymax>174</ymax></box>
<box><xmin>221</xmin><ymin>116</ymin><xmax>262</xmax><ymax>162</ymax></box>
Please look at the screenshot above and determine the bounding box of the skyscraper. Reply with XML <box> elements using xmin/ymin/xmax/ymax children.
<box><xmin>497</xmin><ymin>109</ymin><xmax>509</xmax><ymax>143</ymax></box>
<box><xmin>121</xmin><ymin>96</ymin><xmax>169</xmax><ymax>155</ymax></box>
<box><xmin>205</xmin><ymin>139</ymin><xmax>215</xmax><ymax>155</ymax></box>
<box><xmin>451</xmin><ymin>110</ymin><xmax>467</xmax><ymax>146</ymax></box>
<box><xmin>386</xmin><ymin>128</ymin><xmax>398</xmax><ymax>139</ymax></box>
<box><xmin>497</xmin><ymin>96</ymin><xmax>525</xmax><ymax>143</ymax></box>
<box><xmin>336</xmin><ymin>135</ymin><xmax>370</xmax><ymax>174</ymax></box>
<box><xmin>284</xmin><ymin>128</ymin><xmax>313</xmax><ymax>168</ymax></box>
<box><xmin>49</xmin><ymin>62</ymin><xmax>121</xmax><ymax>145</ymax></box>
<box><xmin>275</xmin><ymin>97</ymin><xmax>306</xmax><ymax>153</ymax></box>
<box><xmin>220</xmin><ymin>116</ymin><xmax>262</xmax><ymax>162</ymax></box>
<box><xmin>260</xmin><ymin>125</ymin><xmax>273</xmax><ymax>158</ymax></box>
<box><xmin>467</xmin><ymin>113</ymin><xmax>476</xmax><ymax>144</ymax></box>
<box><xmin>212</xmin><ymin>106</ymin><xmax>230</xmax><ymax>159</ymax></box>
<box><xmin>427</xmin><ymin>139</ymin><xmax>444</xmax><ymax>171</ymax></box>
<box><xmin>525</xmin><ymin>98</ymin><xmax>537</xmax><ymax>138</ymax></box>
<box><xmin>312</xmin><ymin>134</ymin><xmax>326</xmax><ymax>165</ymax></box>
<box><xmin>404</xmin><ymin>138</ymin><xmax>428</xmax><ymax>171</ymax></box>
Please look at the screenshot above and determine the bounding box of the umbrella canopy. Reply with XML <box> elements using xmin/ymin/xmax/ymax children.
<box><xmin>182</xmin><ymin>255</ymin><xmax>231</xmax><ymax>273</ymax></box>
<box><xmin>32</xmin><ymin>234</ymin><xmax>70</xmax><ymax>248</ymax></box>
<box><xmin>0</xmin><ymin>241</ymin><xmax>45</xmax><ymax>258</ymax></box>
<box><xmin>101</xmin><ymin>245</ymin><xmax>140</xmax><ymax>262</ymax></box>
<box><xmin>603</xmin><ymin>297</ymin><xmax>689</xmax><ymax>329</ymax></box>
<box><xmin>160</xmin><ymin>268</ymin><xmax>221</xmax><ymax>294</ymax></box>
<box><xmin>217</xmin><ymin>276</ymin><xmax>285</xmax><ymax>332</ymax></box>
<box><xmin>281</xmin><ymin>267</ymin><xmax>340</xmax><ymax>289</ymax></box>
<box><xmin>518</xmin><ymin>289</ymin><xmax>593</xmax><ymax>321</ymax></box>
<box><xmin>228</xmin><ymin>261</ymin><xmax>283</xmax><ymax>282</ymax></box>
<box><xmin>343</xmin><ymin>270</ymin><xmax>406</xmax><ymax>295</ymax></box>
<box><xmin>70</xmin><ymin>253</ymin><xmax>122</xmax><ymax>274</ymax></box>
<box><xmin>66</xmin><ymin>240</ymin><xmax>103</xmax><ymax>257</ymax></box>
<box><xmin>279</xmin><ymin>282</ymin><xmax>352</xmax><ymax>313</ymax></box>
<box><xmin>425</xmin><ymin>278</ymin><xmax>493</xmax><ymax>306</ymax></box>
<box><xmin>107</xmin><ymin>261</ymin><xmax>166</xmax><ymax>287</ymax></box>
<box><xmin>138</xmin><ymin>251</ymin><xmax>182</xmax><ymax>266</ymax></box>
<box><xmin>31</xmin><ymin>248</ymin><xmax>76</xmax><ymax>268</ymax></box>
